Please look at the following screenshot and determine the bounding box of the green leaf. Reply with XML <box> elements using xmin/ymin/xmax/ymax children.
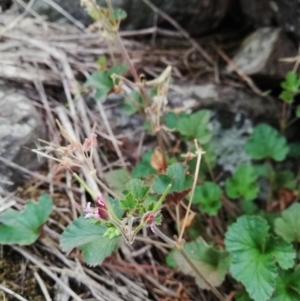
<box><xmin>108</xmin><ymin>198</ymin><xmax>124</xmax><ymax>219</ymax></box>
<box><xmin>140</xmin><ymin>194</ymin><xmax>157</xmax><ymax>214</ymax></box>
<box><xmin>105</xmin><ymin>168</ymin><xmax>130</xmax><ymax>193</ymax></box>
<box><xmin>113</xmin><ymin>8</ymin><xmax>127</xmax><ymax>20</ymax></box>
<box><xmin>164</xmin><ymin>112</ymin><xmax>179</xmax><ymax>129</ymax></box>
<box><xmin>225</xmin><ymin>216</ymin><xmax>296</xmax><ymax>301</ymax></box>
<box><xmin>131</xmin><ymin>151</ymin><xmax>156</xmax><ymax>178</ymax></box>
<box><xmin>266</xmin><ymin>236</ymin><xmax>295</xmax><ymax>270</ymax></box>
<box><xmin>271</xmin><ymin>269</ymin><xmax>300</xmax><ymax>301</ymax></box>
<box><xmin>235</xmin><ymin>290</ymin><xmax>253</xmax><ymax>301</ymax></box>
<box><xmin>107</xmin><ymin>64</ymin><xmax>128</xmax><ymax>78</ymax></box>
<box><xmin>273</xmin><ymin>171</ymin><xmax>296</xmax><ymax>191</ymax></box>
<box><xmin>97</xmin><ymin>55</ymin><xmax>107</xmax><ymax>69</ymax></box>
<box><xmin>274</xmin><ymin>203</ymin><xmax>300</xmax><ymax>243</ymax></box>
<box><xmin>60</xmin><ymin>216</ymin><xmax>118</xmax><ymax>266</ymax></box>
<box><xmin>124</xmin><ymin>179</ymin><xmax>149</xmax><ymax>201</ymax></box>
<box><xmin>240</xmin><ymin>198</ymin><xmax>259</xmax><ymax>215</ymax></box>
<box><xmin>296</xmin><ymin>105</ymin><xmax>300</xmax><ymax>118</ymax></box>
<box><xmin>279</xmin><ymin>90</ymin><xmax>294</xmax><ymax>104</ymax></box>
<box><xmin>177</xmin><ymin>110</ymin><xmax>212</xmax><ymax>144</ymax></box>
<box><xmin>225</xmin><ymin>164</ymin><xmax>259</xmax><ymax>201</ymax></box>
<box><xmin>153</xmin><ymin>163</ymin><xmax>193</xmax><ymax>194</ymax></box>
<box><xmin>245</xmin><ymin>124</ymin><xmax>289</xmax><ymax>161</ymax></box>
<box><xmin>84</xmin><ymin>71</ymin><xmax>112</xmax><ymax>98</ymax></box>
<box><xmin>169</xmin><ymin>238</ymin><xmax>230</xmax><ymax>289</ymax></box>
<box><xmin>288</xmin><ymin>142</ymin><xmax>300</xmax><ymax>158</ymax></box>
<box><xmin>85</xmin><ymin>65</ymin><xmax>127</xmax><ymax>99</ymax></box>
<box><xmin>252</xmin><ymin>164</ymin><xmax>268</xmax><ymax>178</ymax></box>
<box><xmin>123</xmin><ymin>91</ymin><xmax>143</xmax><ymax>115</ymax></box>
<box><xmin>166</xmin><ymin>250</ymin><xmax>178</xmax><ymax>268</ymax></box>
<box><xmin>0</xmin><ymin>194</ymin><xmax>53</xmax><ymax>245</ymax></box>
<box><xmin>281</xmin><ymin>71</ymin><xmax>300</xmax><ymax>93</ymax></box>
<box><xmin>193</xmin><ymin>182</ymin><xmax>222</xmax><ymax>216</ymax></box>
<box><xmin>120</xmin><ymin>192</ymin><xmax>138</xmax><ymax>210</ymax></box>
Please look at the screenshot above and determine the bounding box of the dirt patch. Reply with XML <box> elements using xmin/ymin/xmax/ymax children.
<box><xmin>0</xmin><ymin>246</ymin><xmax>52</xmax><ymax>301</ymax></box>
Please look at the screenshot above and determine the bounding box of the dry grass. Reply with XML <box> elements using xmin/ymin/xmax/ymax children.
<box><xmin>0</xmin><ymin>2</ymin><xmax>247</xmax><ymax>299</ymax></box>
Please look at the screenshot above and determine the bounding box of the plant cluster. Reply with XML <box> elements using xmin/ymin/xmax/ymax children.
<box><xmin>1</xmin><ymin>1</ymin><xmax>300</xmax><ymax>301</ymax></box>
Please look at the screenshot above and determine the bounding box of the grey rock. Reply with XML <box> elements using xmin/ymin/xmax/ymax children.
<box><xmin>0</xmin><ymin>87</ymin><xmax>46</xmax><ymax>190</ymax></box>
<box><xmin>272</xmin><ymin>0</ymin><xmax>300</xmax><ymax>41</ymax></box>
<box><xmin>210</xmin><ymin>111</ymin><xmax>253</xmax><ymax>172</ymax></box>
<box><xmin>0</xmin><ymin>0</ymin><xmax>12</xmax><ymax>12</ymax></box>
<box><xmin>168</xmin><ymin>83</ymin><xmax>280</xmax><ymax>122</ymax></box>
<box><xmin>237</xmin><ymin>0</ymin><xmax>274</xmax><ymax>26</ymax></box>
<box><xmin>226</xmin><ymin>27</ymin><xmax>297</xmax><ymax>80</ymax></box>
<box><xmin>30</xmin><ymin>0</ymin><xmax>230</xmax><ymax>35</ymax></box>
<box><xmin>236</xmin><ymin>0</ymin><xmax>300</xmax><ymax>42</ymax></box>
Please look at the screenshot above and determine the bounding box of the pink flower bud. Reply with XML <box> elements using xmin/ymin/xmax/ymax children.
<box><xmin>143</xmin><ymin>211</ymin><xmax>160</xmax><ymax>233</ymax></box>
<box><xmin>97</xmin><ymin>207</ymin><xmax>109</xmax><ymax>220</ymax></box>
<box><xmin>83</xmin><ymin>199</ymin><xmax>109</xmax><ymax>221</ymax></box>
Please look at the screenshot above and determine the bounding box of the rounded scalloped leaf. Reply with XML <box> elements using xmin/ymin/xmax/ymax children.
<box><xmin>271</xmin><ymin>269</ymin><xmax>300</xmax><ymax>301</ymax></box>
<box><xmin>225</xmin><ymin>215</ymin><xmax>295</xmax><ymax>301</ymax></box>
<box><xmin>245</xmin><ymin>124</ymin><xmax>289</xmax><ymax>161</ymax></box>
<box><xmin>274</xmin><ymin>203</ymin><xmax>300</xmax><ymax>243</ymax></box>
<box><xmin>168</xmin><ymin>238</ymin><xmax>230</xmax><ymax>290</ymax></box>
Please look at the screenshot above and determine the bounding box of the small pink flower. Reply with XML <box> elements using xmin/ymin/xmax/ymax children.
<box><xmin>96</xmin><ymin>193</ymin><xmax>105</xmax><ymax>207</ymax></box>
<box><xmin>84</xmin><ymin>202</ymin><xmax>100</xmax><ymax>219</ymax></box>
<box><xmin>83</xmin><ymin>199</ymin><xmax>109</xmax><ymax>220</ymax></box>
<box><xmin>143</xmin><ymin>211</ymin><xmax>160</xmax><ymax>233</ymax></box>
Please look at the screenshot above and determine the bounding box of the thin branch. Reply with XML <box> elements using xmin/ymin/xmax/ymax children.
<box><xmin>33</xmin><ymin>272</ymin><xmax>52</xmax><ymax>301</ymax></box>
<box><xmin>178</xmin><ymin>140</ymin><xmax>203</xmax><ymax>242</ymax></box>
<box><xmin>0</xmin><ymin>284</ymin><xmax>28</xmax><ymax>301</ymax></box>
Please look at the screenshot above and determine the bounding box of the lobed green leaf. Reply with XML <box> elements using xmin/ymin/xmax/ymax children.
<box><xmin>225</xmin><ymin>164</ymin><xmax>259</xmax><ymax>201</ymax></box>
<box><xmin>274</xmin><ymin>203</ymin><xmax>300</xmax><ymax>243</ymax></box>
<box><xmin>60</xmin><ymin>216</ymin><xmax>118</xmax><ymax>266</ymax></box>
<box><xmin>0</xmin><ymin>194</ymin><xmax>53</xmax><ymax>245</ymax></box>
<box><xmin>225</xmin><ymin>216</ymin><xmax>296</xmax><ymax>301</ymax></box>
<box><xmin>245</xmin><ymin>124</ymin><xmax>289</xmax><ymax>161</ymax></box>
<box><xmin>153</xmin><ymin>163</ymin><xmax>193</xmax><ymax>194</ymax></box>
<box><xmin>177</xmin><ymin>110</ymin><xmax>212</xmax><ymax>144</ymax></box>
<box><xmin>193</xmin><ymin>182</ymin><xmax>222</xmax><ymax>216</ymax></box>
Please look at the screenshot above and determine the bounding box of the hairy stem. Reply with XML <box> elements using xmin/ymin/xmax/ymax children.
<box><xmin>156</xmin><ymin>129</ymin><xmax>168</xmax><ymax>172</ymax></box>
<box><xmin>73</xmin><ymin>173</ymin><xmax>97</xmax><ymax>200</ymax></box>
<box><xmin>280</xmin><ymin>102</ymin><xmax>287</xmax><ymax>132</ymax></box>
<box><xmin>152</xmin><ymin>225</ymin><xmax>177</xmax><ymax>246</ymax></box>
<box><xmin>134</xmin><ymin>236</ymin><xmax>174</xmax><ymax>249</ymax></box>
